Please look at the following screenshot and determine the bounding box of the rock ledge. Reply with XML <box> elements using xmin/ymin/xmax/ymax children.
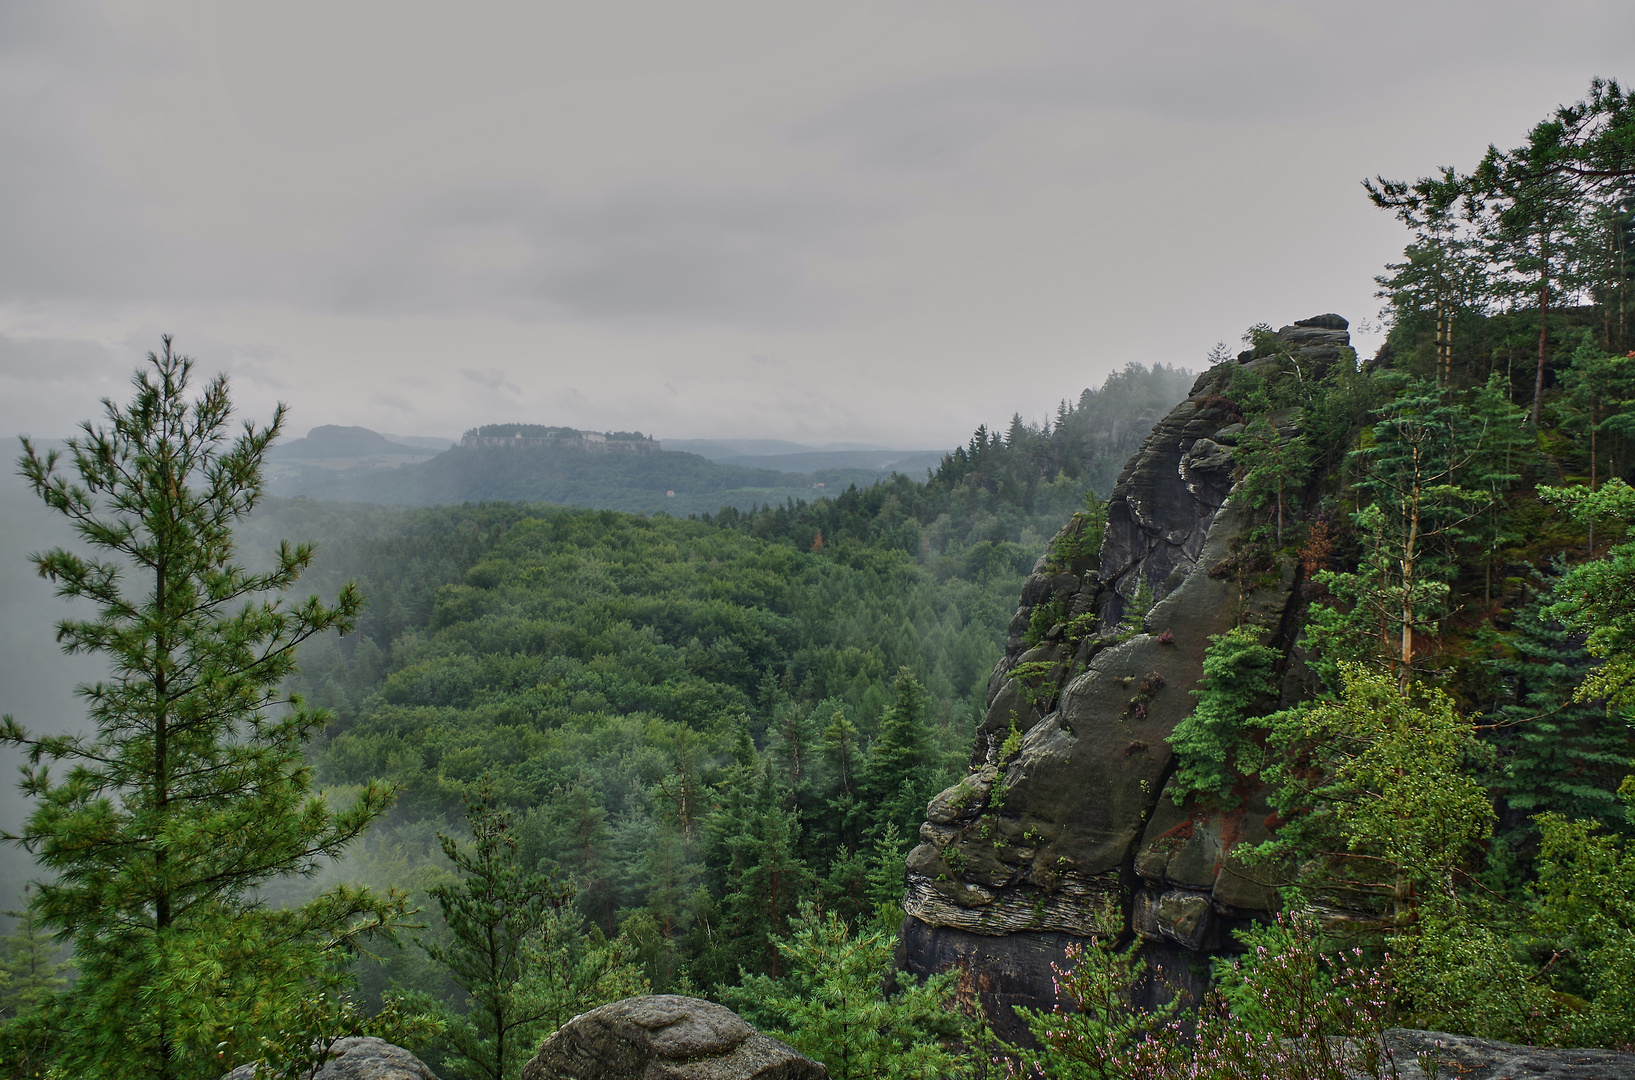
<box><xmin>222</xmin><ymin>1036</ymin><xmax>438</xmax><ymax>1080</ymax></box>
<box><xmin>1379</xmin><ymin>1029</ymin><xmax>1635</xmax><ymax>1079</ymax></box>
<box><xmin>521</xmin><ymin>995</ymin><xmax>827</xmax><ymax>1080</ymax></box>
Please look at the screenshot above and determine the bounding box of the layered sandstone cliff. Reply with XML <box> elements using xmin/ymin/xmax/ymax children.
<box><xmin>902</xmin><ymin>315</ymin><xmax>1352</xmax><ymax>1034</ymax></box>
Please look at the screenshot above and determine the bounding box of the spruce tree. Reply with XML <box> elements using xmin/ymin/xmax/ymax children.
<box><xmin>1485</xmin><ymin>582</ymin><xmax>1632</xmax><ymax>832</ymax></box>
<box><xmin>1</xmin><ymin>341</ymin><xmax>406</xmax><ymax>1079</ymax></box>
<box><xmin>0</xmin><ymin>888</ymin><xmax>68</xmax><ymax>1079</ymax></box>
<box><xmin>1543</xmin><ymin>478</ymin><xmax>1635</xmax><ymax>708</ymax></box>
<box><xmin>859</xmin><ymin>668</ymin><xmax>937</xmax><ymax>835</ymax></box>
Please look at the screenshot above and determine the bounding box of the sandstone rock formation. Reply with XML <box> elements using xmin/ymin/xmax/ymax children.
<box><xmin>222</xmin><ymin>1036</ymin><xmax>439</xmax><ymax>1080</ymax></box>
<box><xmin>904</xmin><ymin>316</ymin><xmax>1351</xmax><ymax>1035</ymax></box>
<box><xmin>521</xmin><ymin>995</ymin><xmax>827</xmax><ymax>1080</ymax></box>
<box><xmin>1380</xmin><ymin>1029</ymin><xmax>1635</xmax><ymax>1080</ymax></box>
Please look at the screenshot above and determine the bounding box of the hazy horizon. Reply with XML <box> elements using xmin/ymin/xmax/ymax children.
<box><xmin>2</xmin><ymin>4</ymin><xmax>1632</xmax><ymax>451</ymax></box>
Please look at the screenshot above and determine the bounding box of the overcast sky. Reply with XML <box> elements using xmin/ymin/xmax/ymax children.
<box><xmin>1</xmin><ymin>2</ymin><xmax>1632</xmax><ymax>448</ymax></box>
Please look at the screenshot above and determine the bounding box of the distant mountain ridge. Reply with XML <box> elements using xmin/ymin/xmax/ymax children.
<box><xmin>664</xmin><ymin>437</ymin><xmax>933</xmax><ymax>458</ymax></box>
<box><xmin>267</xmin><ymin>425</ymin><xmax>438</xmax><ymax>461</ymax></box>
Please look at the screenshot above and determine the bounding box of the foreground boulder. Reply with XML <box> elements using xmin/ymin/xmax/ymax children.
<box><xmin>1382</xmin><ymin>1029</ymin><xmax>1635</xmax><ymax>1079</ymax></box>
<box><xmin>222</xmin><ymin>1036</ymin><xmax>439</xmax><ymax>1080</ymax></box>
<box><xmin>521</xmin><ymin>995</ymin><xmax>827</xmax><ymax>1080</ymax></box>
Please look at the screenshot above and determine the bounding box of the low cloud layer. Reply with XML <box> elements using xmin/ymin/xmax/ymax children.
<box><xmin>1</xmin><ymin>2</ymin><xmax>1632</xmax><ymax>445</ymax></box>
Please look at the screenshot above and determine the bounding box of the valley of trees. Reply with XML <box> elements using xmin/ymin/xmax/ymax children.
<box><xmin>1</xmin><ymin>79</ymin><xmax>1634</xmax><ymax>1080</ymax></box>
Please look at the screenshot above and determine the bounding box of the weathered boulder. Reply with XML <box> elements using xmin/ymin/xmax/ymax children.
<box><xmin>1379</xmin><ymin>1029</ymin><xmax>1635</xmax><ymax>1080</ymax></box>
<box><xmin>222</xmin><ymin>1037</ymin><xmax>438</xmax><ymax>1080</ymax></box>
<box><xmin>905</xmin><ymin>316</ymin><xmax>1349</xmax><ymax>1038</ymax></box>
<box><xmin>520</xmin><ymin>995</ymin><xmax>827</xmax><ymax>1080</ymax></box>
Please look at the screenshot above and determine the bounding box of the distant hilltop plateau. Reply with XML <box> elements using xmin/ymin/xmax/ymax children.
<box><xmin>460</xmin><ymin>423</ymin><xmax>660</xmax><ymax>453</ymax></box>
<box><xmin>254</xmin><ymin>363</ymin><xmax>1197</xmax><ymax>515</ymax></box>
<box><xmin>260</xmin><ymin>421</ymin><xmax>945</xmax><ymax>514</ymax></box>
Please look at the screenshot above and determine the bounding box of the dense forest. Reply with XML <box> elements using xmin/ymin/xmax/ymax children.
<box><xmin>1</xmin><ymin>80</ymin><xmax>1634</xmax><ymax>1080</ymax></box>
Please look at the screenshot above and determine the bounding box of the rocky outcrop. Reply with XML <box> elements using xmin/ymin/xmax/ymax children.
<box><xmin>222</xmin><ymin>1037</ymin><xmax>439</xmax><ymax>1080</ymax></box>
<box><xmin>904</xmin><ymin>316</ymin><xmax>1351</xmax><ymax>1036</ymax></box>
<box><xmin>1380</xmin><ymin>1029</ymin><xmax>1635</xmax><ymax>1080</ymax></box>
<box><xmin>521</xmin><ymin>995</ymin><xmax>827</xmax><ymax>1080</ymax></box>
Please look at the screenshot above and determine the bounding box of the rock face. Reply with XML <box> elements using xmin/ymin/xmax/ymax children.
<box><xmin>222</xmin><ymin>1037</ymin><xmax>439</xmax><ymax>1080</ymax></box>
<box><xmin>521</xmin><ymin>995</ymin><xmax>828</xmax><ymax>1080</ymax></box>
<box><xmin>1381</xmin><ymin>1029</ymin><xmax>1635</xmax><ymax>1080</ymax></box>
<box><xmin>904</xmin><ymin>317</ymin><xmax>1350</xmax><ymax>1036</ymax></box>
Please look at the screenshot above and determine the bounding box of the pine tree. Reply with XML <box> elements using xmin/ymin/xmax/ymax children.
<box><xmin>1558</xmin><ymin>337</ymin><xmax>1635</xmax><ymax>515</ymax></box>
<box><xmin>1309</xmin><ymin>380</ymin><xmax>1492</xmax><ymax>687</ymax></box>
<box><xmin>1233</xmin><ymin>416</ymin><xmax>1312</xmax><ymax>549</ymax></box>
<box><xmin>532</xmin><ymin>778</ymin><xmax>616</xmax><ymax>934</ymax></box>
<box><xmin>1542</xmin><ymin>478</ymin><xmax>1635</xmax><ymax>709</ymax></box>
<box><xmin>1</xmin><ymin>340</ymin><xmax>407</xmax><ymax>1079</ymax></box>
<box><xmin>422</xmin><ymin>782</ymin><xmax>580</xmax><ymax>1080</ymax></box>
<box><xmin>703</xmin><ymin>762</ymin><xmax>815</xmax><ymax>981</ymax></box>
<box><xmin>0</xmin><ymin>888</ymin><xmax>68</xmax><ymax>1079</ymax></box>
<box><xmin>1367</xmin><ymin>167</ymin><xmax>1487</xmax><ymax>386</ymax></box>
<box><xmin>724</xmin><ymin>903</ymin><xmax>965</xmax><ymax>1080</ymax></box>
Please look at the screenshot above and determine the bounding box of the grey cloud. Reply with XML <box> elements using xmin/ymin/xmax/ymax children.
<box><xmin>795</xmin><ymin>1</ymin><xmax>1635</xmax><ymax>169</ymax></box>
<box><xmin>329</xmin><ymin>183</ymin><xmax>883</xmax><ymax>327</ymax></box>
<box><xmin>461</xmin><ymin>367</ymin><xmax>522</xmax><ymax>395</ymax></box>
<box><xmin>1</xmin><ymin>2</ymin><xmax>1633</xmax><ymax>450</ymax></box>
<box><xmin>0</xmin><ymin>334</ymin><xmax>114</xmax><ymax>382</ymax></box>
<box><xmin>371</xmin><ymin>392</ymin><xmax>417</xmax><ymax>414</ymax></box>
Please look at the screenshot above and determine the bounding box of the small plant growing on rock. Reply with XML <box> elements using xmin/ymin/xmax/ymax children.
<box><xmin>1165</xmin><ymin>626</ymin><xmax>1279</xmax><ymax>806</ymax></box>
<box><xmin>1024</xmin><ymin>596</ymin><xmax>1068</xmax><ymax>646</ymax></box>
<box><xmin>1009</xmin><ymin>660</ymin><xmax>1063</xmax><ymax>708</ymax></box>
<box><xmin>999</xmin><ymin>721</ymin><xmax>1024</xmax><ymax>762</ymax></box>
<box><xmin>1113</xmin><ymin>581</ymin><xmax>1157</xmax><ymax>641</ymax></box>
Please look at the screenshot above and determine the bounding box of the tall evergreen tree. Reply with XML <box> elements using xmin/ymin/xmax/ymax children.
<box><xmin>1542</xmin><ymin>478</ymin><xmax>1635</xmax><ymax>709</ymax></box>
<box><xmin>0</xmin><ymin>893</ymin><xmax>66</xmax><ymax>1022</ymax></box>
<box><xmin>1</xmin><ymin>340</ymin><xmax>406</xmax><ymax>1079</ymax></box>
<box><xmin>859</xmin><ymin>669</ymin><xmax>939</xmax><ymax>836</ymax></box>
<box><xmin>1367</xmin><ymin>167</ymin><xmax>1488</xmax><ymax>386</ymax></box>
<box><xmin>703</xmin><ymin>764</ymin><xmax>815</xmax><ymax>981</ymax></box>
<box><xmin>423</xmin><ymin>781</ymin><xmax>600</xmax><ymax>1080</ymax></box>
<box><xmin>1484</xmin><ymin>581</ymin><xmax>1633</xmax><ymax>833</ymax></box>
<box><xmin>0</xmin><ymin>888</ymin><xmax>69</xmax><ymax>1079</ymax></box>
<box><xmin>1309</xmin><ymin>380</ymin><xmax>1492</xmax><ymax>687</ymax></box>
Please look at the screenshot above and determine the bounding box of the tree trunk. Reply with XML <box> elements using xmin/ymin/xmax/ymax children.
<box><xmin>1590</xmin><ymin>400</ymin><xmax>1597</xmax><ymax>555</ymax></box>
<box><xmin>1531</xmin><ymin>276</ymin><xmax>1550</xmax><ymax>427</ymax></box>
